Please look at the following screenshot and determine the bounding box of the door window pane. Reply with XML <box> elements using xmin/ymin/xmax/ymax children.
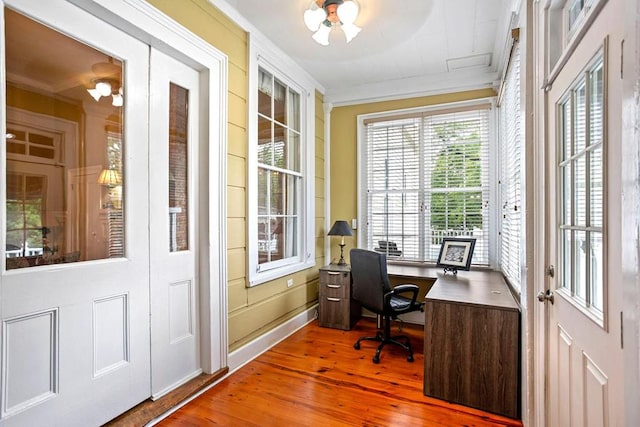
<box><xmin>4</xmin><ymin>7</ymin><xmax>124</xmax><ymax>269</ymax></box>
<box><xmin>168</xmin><ymin>83</ymin><xmax>189</xmax><ymax>252</ymax></box>
<box><xmin>556</xmin><ymin>53</ymin><xmax>604</xmax><ymax>318</ymax></box>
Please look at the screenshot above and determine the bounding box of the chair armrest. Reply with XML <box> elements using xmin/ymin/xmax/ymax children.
<box><xmin>384</xmin><ymin>283</ymin><xmax>419</xmax><ymax>305</ymax></box>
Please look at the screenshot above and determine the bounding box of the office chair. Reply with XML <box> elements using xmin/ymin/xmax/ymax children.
<box><xmin>349</xmin><ymin>248</ymin><xmax>423</xmax><ymax>363</ymax></box>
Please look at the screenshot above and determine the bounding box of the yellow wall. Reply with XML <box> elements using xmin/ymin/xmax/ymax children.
<box><xmin>146</xmin><ymin>0</ymin><xmax>324</xmax><ymax>351</ymax></box>
<box><xmin>329</xmin><ymin>89</ymin><xmax>496</xmax><ymax>263</ymax></box>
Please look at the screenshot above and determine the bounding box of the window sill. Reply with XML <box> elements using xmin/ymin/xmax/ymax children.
<box><xmin>248</xmin><ymin>259</ymin><xmax>316</xmax><ymax>287</ymax></box>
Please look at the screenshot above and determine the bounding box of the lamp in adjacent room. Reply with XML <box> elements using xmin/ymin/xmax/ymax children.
<box><xmin>97</xmin><ymin>168</ymin><xmax>122</xmax><ymax>186</ymax></box>
<box><xmin>98</xmin><ymin>169</ymin><xmax>122</xmax><ymax>209</ymax></box>
<box><xmin>328</xmin><ymin>220</ymin><xmax>353</xmax><ymax>265</ymax></box>
<box><xmin>304</xmin><ymin>0</ymin><xmax>361</xmax><ymax>46</ymax></box>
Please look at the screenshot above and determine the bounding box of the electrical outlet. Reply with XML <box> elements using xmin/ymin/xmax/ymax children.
<box><xmin>287</xmin><ymin>279</ymin><xmax>294</xmax><ymax>288</ymax></box>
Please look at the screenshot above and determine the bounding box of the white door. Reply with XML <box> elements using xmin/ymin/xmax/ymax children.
<box><xmin>544</xmin><ymin>0</ymin><xmax>624</xmax><ymax>425</ymax></box>
<box><xmin>149</xmin><ymin>49</ymin><xmax>202</xmax><ymax>398</ymax></box>
<box><xmin>1</xmin><ymin>1</ymin><xmax>151</xmax><ymax>425</ymax></box>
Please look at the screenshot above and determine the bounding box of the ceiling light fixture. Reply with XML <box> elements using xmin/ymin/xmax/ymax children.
<box><xmin>304</xmin><ymin>0</ymin><xmax>361</xmax><ymax>46</ymax></box>
<box><xmin>87</xmin><ymin>78</ymin><xmax>123</xmax><ymax>107</ymax></box>
<box><xmin>86</xmin><ymin>58</ymin><xmax>123</xmax><ymax>107</ymax></box>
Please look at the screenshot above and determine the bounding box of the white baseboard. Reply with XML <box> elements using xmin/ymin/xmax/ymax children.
<box><xmin>227</xmin><ymin>305</ymin><xmax>318</xmax><ymax>373</ymax></box>
<box><xmin>147</xmin><ymin>305</ymin><xmax>319</xmax><ymax>426</ymax></box>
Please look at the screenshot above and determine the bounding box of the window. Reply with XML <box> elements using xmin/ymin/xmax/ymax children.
<box><xmin>248</xmin><ymin>53</ymin><xmax>315</xmax><ymax>286</ymax></box>
<box><xmin>498</xmin><ymin>41</ymin><xmax>523</xmax><ymax>291</ymax></box>
<box><xmin>548</xmin><ymin>0</ymin><xmax>604</xmax><ymax>74</ymax></box>
<box><xmin>360</xmin><ymin>101</ymin><xmax>493</xmax><ymax>265</ymax></box>
<box><xmin>6</xmin><ymin>125</ymin><xmax>60</xmax><ymax>164</ymax></box>
<box><xmin>6</xmin><ymin>173</ymin><xmax>46</xmax><ymax>262</ymax></box>
<box><xmin>557</xmin><ymin>52</ymin><xmax>604</xmax><ymax>319</ymax></box>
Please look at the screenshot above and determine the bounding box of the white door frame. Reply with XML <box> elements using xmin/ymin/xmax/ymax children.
<box><xmin>621</xmin><ymin>0</ymin><xmax>640</xmax><ymax>425</ymax></box>
<box><xmin>68</xmin><ymin>0</ymin><xmax>229</xmax><ymax>374</ymax></box>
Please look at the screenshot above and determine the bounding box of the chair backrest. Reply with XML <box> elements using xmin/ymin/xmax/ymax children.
<box><xmin>349</xmin><ymin>248</ymin><xmax>391</xmax><ymax>313</ymax></box>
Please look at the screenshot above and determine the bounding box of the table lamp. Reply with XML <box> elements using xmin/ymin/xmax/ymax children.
<box><xmin>328</xmin><ymin>220</ymin><xmax>353</xmax><ymax>265</ymax></box>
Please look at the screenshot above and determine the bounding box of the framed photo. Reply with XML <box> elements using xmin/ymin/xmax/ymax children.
<box><xmin>436</xmin><ymin>238</ymin><xmax>476</xmax><ymax>272</ymax></box>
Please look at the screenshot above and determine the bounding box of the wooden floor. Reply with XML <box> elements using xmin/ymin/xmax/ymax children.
<box><xmin>156</xmin><ymin>318</ymin><xmax>523</xmax><ymax>427</ymax></box>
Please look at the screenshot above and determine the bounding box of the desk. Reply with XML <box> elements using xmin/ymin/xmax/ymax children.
<box><xmin>422</xmin><ymin>270</ymin><xmax>520</xmax><ymax>419</ymax></box>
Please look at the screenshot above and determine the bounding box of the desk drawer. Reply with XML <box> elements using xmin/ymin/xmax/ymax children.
<box><xmin>319</xmin><ymin>271</ymin><xmax>349</xmax><ymax>298</ymax></box>
<box><xmin>318</xmin><ymin>295</ymin><xmax>350</xmax><ymax>330</ymax></box>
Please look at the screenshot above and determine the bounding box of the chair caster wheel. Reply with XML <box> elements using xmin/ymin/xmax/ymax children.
<box><xmin>372</xmin><ymin>356</ymin><xmax>380</xmax><ymax>364</ymax></box>
<box><xmin>354</xmin><ymin>342</ymin><xmax>360</xmax><ymax>350</ymax></box>
<box><xmin>407</xmin><ymin>355</ymin><xmax>414</xmax><ymax>362</ymax></box>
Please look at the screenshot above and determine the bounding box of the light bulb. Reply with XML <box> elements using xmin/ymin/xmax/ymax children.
<box><xmin>112</xmin><ymin>93</ymin><xmax>123</xmax><ymax>107</ymax></box>
<box><xmin>87</xmin><ymin>88</ymin><xmax>102</xmax><ymax>101</ymax></box>
<box><xmin>342</xmin><ymin>23</ymin><xmax>361</xmax><ymax>43</ymax></box>
<box><xmin>304</xmin><ymin>4</ymin><xmax>326</xmax><ymax>32</ymax></box>
<box><xmin>337</xmin><ymin>0</ymin><xmax>359</xmax><ymax>25</ymax></box>
<box><xmin>96</xmin><ymin>81</ymin><xmax>112</xmax><ymax>97</ymax></box>
<box><xmin>312</xmin><ymin>24</ymin><xmax>331</xmax><ymax>46</ymax></box>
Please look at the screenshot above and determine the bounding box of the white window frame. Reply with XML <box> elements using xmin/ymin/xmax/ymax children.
<box><xmin>247</xmin><ymin>42</ymin><xmax>315</xmax><ymax>286</ymax></box>
<box><xmin>498</xmin><ymin>40</ymin><xmax>524</xmax><ymax>292</ymax></box>
<box><xmin>356</xmin><ymin>99</ymin><xmax>499</xmax><ymax>267</ymax></box>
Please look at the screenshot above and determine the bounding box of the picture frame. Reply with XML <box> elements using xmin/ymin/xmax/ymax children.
<box><xmin>436</xmin><ymin>237</ymin><xmax>476</xmax><ymax>274</ymax></box>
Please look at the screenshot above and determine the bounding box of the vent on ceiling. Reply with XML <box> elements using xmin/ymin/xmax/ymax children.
<box><xmin>446</xmin><ymin>53</ymin><xmax>492</xmax><ymax>71</ymax></box>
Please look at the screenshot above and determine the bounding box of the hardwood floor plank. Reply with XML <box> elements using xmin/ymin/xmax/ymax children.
<box><xmin>157</xmin><ymin>318</ymin><xmax>523</xmax><ymax>426</ymax></box>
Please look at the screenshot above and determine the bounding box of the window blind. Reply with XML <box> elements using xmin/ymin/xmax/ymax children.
<box><xmin>363</xmin><ymin>104</ymin><xmax>491</xmax><ymax>265</ymax></box>
<box><xmin>498</xmin><ymin>41</ymin><xmax>523</xmax><ymax>290</ymax></box>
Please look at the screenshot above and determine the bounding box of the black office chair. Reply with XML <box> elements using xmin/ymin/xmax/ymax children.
<box><xmin>350</xmin><ymin>248</ymin><xmax>423</xmax><ymax>363</ymax></box>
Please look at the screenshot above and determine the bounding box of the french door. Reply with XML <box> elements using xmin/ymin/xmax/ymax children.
<box><xmin>543</xmin><ymin>0</ymin><xmax>624</xmax><ymax>425</ymax></box>
<box><xmin>1</xmin><ymin>1</ymin><xmax>212</xmax><ymax>425</ymax></box>
<box><xmin>1</xmin><ymin>1</ymin><xmax>151</xmax><ymax>425</ymax></box>
<box><xmin>149</xmin><ymin>49</ymin><xmax>202</xmax><ymax>399</ymax></box>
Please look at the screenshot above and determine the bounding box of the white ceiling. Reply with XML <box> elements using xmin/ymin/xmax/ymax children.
<box><xmin>215</xmin><ymin>0</ymin><xmax>516</xmax><ymax>105</ymax></box>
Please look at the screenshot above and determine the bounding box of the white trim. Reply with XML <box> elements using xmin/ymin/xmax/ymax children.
<box><xmin>327</xmin><ymin>71</ymin><xmax>499</xmax><ymax>107</ymax></box>
<box><xmin>622</xmin><ymin>0</ymin><xmax>640</xmax><ymax>424</ymax></box>
<box><xmin>147</xmin><ymin>305</ymin><xmax>318</xmax><ymax>426</ymax></box>
<box><xmin>323</xmin><ymin>102</ymin><xmax>333</xmax><ymax>264</ymax></box>
<box><xmin>68</xmin><ymin>0</ymin><xmax>229</xmax><ymax>373</ymax></box>
<box><xmin>226</xmin><ymin>306</ymin><xmax>318</xmax><ymax>372</ymax></box>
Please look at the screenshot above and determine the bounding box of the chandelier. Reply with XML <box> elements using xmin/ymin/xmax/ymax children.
<box><xmin>304</xmin><ymin>0</ymin><xmax>361</xmax><ymax>46</ymax></box>
<box><xmin>87</xmin><ymin>78</ymin><xmax>123</xmax><ymax>107</ymax></box>
<box><xmin>86</xmin><ymin>58</ymin><xmax>123</xmax><ymax>107</ymax></box>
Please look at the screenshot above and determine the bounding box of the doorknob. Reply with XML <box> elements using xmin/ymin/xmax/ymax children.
<box><xmin>537</xmin><ymin>289</ymin><xmax>554</xmax><ymax>304</ymax></box>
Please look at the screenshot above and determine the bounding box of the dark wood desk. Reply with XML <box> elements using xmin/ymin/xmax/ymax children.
<box><xmin>422</xmin><ymin>270</ymin><xmax>520</xmax><ymax>419</ymax></box>
<box><xmin>385</xmin><ymin>265</ymin><xmax>520</xmax><ymax>418</ymax></box>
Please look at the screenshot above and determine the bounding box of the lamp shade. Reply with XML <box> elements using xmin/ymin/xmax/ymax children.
<box><xmin>97</xmin><ymin>169</ymin><xmax>122</xmax><ymax>186</ymax></box>
<box><xmin>337</xmin><ymin>1</ymin><xmax>358</xmax><ymax>24</ymax></box>
<box><xmin>312</xmin><ymin>23</ymin><xmax>331</xmax><ymax>46</ymax></box>
<box><xmin>328</xmin><ymin>220</ymin><xmax>353</xmax><ymax>236</ymax></box>
<box><xmin>304</xmin><ymin>4</ymin><xmax>326</xmax><ymax>31</ymax></box>
<box><xmin>342</xmin><ymin>23</ymin><xmax>361</xmax><ymax>43</ymax></box>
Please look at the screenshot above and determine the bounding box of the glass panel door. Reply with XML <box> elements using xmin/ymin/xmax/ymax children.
<box><xmin>4</xmin><ymin>7</ymin><xmax>124</xmax><ymax>268</ymax></box>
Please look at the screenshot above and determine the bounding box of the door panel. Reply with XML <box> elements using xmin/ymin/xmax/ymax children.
<box><xmin>149</xmin><ymin>49</ymin><xmax>201</xmax><ymax>398</ymax></box>
<box><xmin>545</xmin><ymin>0</ymin><xmax>624</xmax><ymax>426</ymax></box>
<box><xmin>1</xmin><ymin>1</ymin><xmax>150</xmax><ymax>425</ymax></box>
